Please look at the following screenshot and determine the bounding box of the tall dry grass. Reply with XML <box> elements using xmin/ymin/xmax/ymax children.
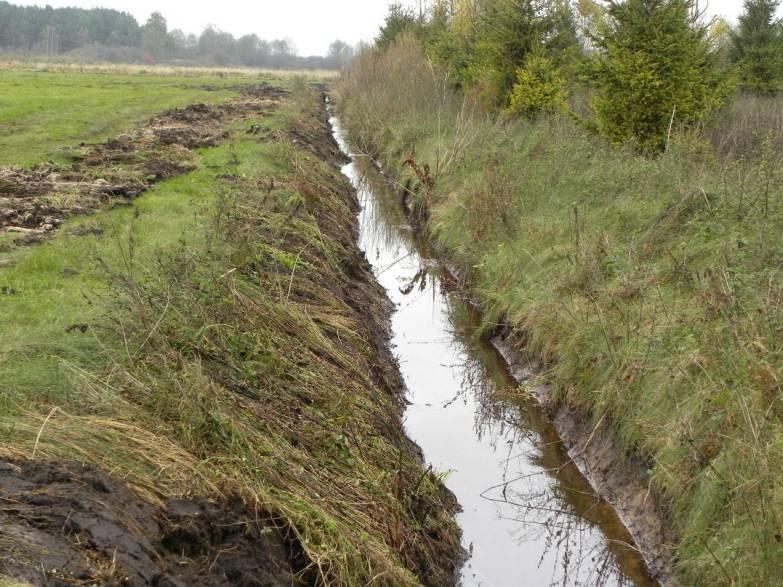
<box><xmin>706</xmin><ymin>93</ymin><xmax>783</xmax><ymax>158</ymax></box>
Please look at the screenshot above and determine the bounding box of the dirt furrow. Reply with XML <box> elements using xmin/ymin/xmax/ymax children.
<box><xmin>0</xmin><ymin>83</ymin><xmax>286</xmax><ymax>243</ymax></box>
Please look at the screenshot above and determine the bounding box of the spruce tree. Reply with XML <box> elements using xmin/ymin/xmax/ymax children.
<box><xmin>376</xmin><ymin>4</ymin><xmax>420</xmax><ymax>50</ymax></box>
<box><xmin>469</xmin><ymin>0</ymin><xmax>580</xmax><ymax>107</ymax></box>
<box><xmin>593</xmin><ymin>0</ymin><xmax>724</xmax><ymax>152</ymax></box>
<box><xmin>731</xmin><ymin>0</ymin><xmax>783</xmax><ymax>93</ymax></box>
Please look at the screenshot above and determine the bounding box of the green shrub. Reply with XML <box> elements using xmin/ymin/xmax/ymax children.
<box><xmin>506</xmin><ymin>54</ymin><xmax>568</xmax><ymax>117</ymax></box>
<box><xmin>593</xmin><ymin>0</ymin><xmax>725</xmax><ymax>152</ymax></box>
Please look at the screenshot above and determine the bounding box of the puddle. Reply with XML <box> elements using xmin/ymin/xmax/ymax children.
<box><xmin>330</xmin><ymin>113</ymin><xmax>658</xmax><ymax>587</ymax></box>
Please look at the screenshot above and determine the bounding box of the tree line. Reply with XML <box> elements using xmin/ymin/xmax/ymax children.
<box><xmin>0</xmin><ymin>1</ymin><xmax>354</xmax><ymax>69</ymax></box>
<box><xmin>376</xmin><ymin>0</ymin><xmax>783</xmax><ymax>152</ymax></box>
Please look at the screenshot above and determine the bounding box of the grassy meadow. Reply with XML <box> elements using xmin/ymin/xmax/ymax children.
<box><xmin>0</xmin><ymin>67</ymin><xmax>250</xmax><ymax>402</ymax></box>
<box><xmin>0</xmin><ymin>69</ymin><xmax>459</xmax><ymax>584</ymax></box>
<box><xmin>0</xmin><ymin>116</ymin><xmax>273</xmax><ymax>408</ymax></box>
<box><xmin>338</xmin><ymin>36</ymin><xmax>783</xmax><ymax>586</ymax></box>
<box><xmin>0</xmin><ymin>62</ymin><xmax>338</xmax><ymax>167</ymax></box>
<box><xmin>0</xmin><ymin>68</ymin><xmax>242</xmax><ymax>166</ymax></box>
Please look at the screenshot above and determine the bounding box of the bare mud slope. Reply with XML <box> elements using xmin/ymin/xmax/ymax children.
<box><xmin>0</xmin><ymin>460</ymin><xmax>296</xmax><ymax>587</ymax></box>
<box><xmin>0</xmin><ymin>86</ymin><xmax>462</xmax><ymax>586</ymax></box>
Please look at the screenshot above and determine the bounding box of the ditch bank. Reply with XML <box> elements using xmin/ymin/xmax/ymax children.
<box><xmin>491</xmin><ymin>330</ymin><xmax>676</xmax><ymax>584</ymax></box>
<box><xmin>337</xmin><ymin>37</ymin><xmax>783</xmax><ymax>586</ymax></box>
<box><xmin>0</xmin><ymin>459</ymin><xmax>301</xmax><ymax>587</ymax></box>
<box><xmin>0</xmin><ymin>87</ymin><xmax>462</xmax><ymax>586</ymax></box>
<box><xmin>330</xmin><ymin>110</ymin><xmax>676</xmax><ymax>585</ymax></box>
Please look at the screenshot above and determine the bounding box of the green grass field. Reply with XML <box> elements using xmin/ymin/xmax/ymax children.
<box><xmin>0</xmin><ymin>125</ymin><xmax>280</xmax><ymax>408</ymax></box>
<box><xmin>0</xmin><ymin>68</ymin><xmax>282</xmax><ymax>442</ymax></box>
<box><xmin>0</xmin><ymin>67</ymin><xmax>257</xmax><ymax>402</ymax></box>
<box><xmin>0</xmin><ymin>69</ymin><xmax>244</xmax><ymax>166</ymax></box>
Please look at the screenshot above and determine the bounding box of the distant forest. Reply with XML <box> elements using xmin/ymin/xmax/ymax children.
<box><xmin>0</xmin><ymin>2</ymin><xmax>354</xmax><ymax>69</ymax></box>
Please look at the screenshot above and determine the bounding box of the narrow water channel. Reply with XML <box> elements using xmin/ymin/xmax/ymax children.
<box><xmin>329</xmin><ymin>113</ymin><xmax>657</xmax><ymax>587</ymax></box>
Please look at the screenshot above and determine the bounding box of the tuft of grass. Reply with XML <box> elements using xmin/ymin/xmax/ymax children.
<box><xmin>338</xmin><ymin>38</ymin><xmax>783</xmax><ymax>586</ymax></box>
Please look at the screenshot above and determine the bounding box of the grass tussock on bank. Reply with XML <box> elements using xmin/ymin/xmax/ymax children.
<box><xmin>337</xmin><ymin>35</ymin><xmax>783</xmax><ymax>586</ymax></box>
<box><xmin>0</xmin><ymin>83</ymin><xmax>460</xmax><ymax>585</ymax></box>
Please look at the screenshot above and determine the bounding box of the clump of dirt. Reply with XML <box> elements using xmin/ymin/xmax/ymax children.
<box><xmin>268</xmin><ymin>88</ymin><xmax>348</xmax><ymax>167</ymax></box>
<box><xmin>0</xmin><ymin>83</ymin><xmax>287</xmax><ymax>244</ymax></box>
<box><xmin>0</xmin><ymin>459</ymin><xmax>304</xmax><ymax>587</ymax></box>
<box><xmin>238</xmin><ymin>83</ymin><xmax>290</xmax><ymax>101</ymax></box>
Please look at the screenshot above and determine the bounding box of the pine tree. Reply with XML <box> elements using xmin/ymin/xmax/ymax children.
<box><xmin>731</xmin><ymin>0</ymin><xmax>783</xmax><ymax>93</ymax></box>
<box><xmin>593</xmin><ymin>0</ymin><xmax>724</xmax><ymax>152</ymax></box>
<box><xmin>506</xmin><ymin>53</ymin><xmax>568</xmax><ymax>116</ymax></box>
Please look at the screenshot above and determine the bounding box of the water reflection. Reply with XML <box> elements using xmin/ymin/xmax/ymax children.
<box><xmin>330</xmin><ymin>116</ymin><xmax>656</xmax><ymax>587</ymax></box>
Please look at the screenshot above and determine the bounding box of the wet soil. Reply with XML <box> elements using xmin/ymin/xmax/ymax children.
<box><xmin>0</xmin><ymin>83</ymin><xmax>287</xmax><ymax>244</ymax></box>
<box><xmin>492</xmin><ymin>330</ymin><xmax>678</xmax><ymax>585</ymax></box>
<box><xmin>0</xmin><ymin>459</ymin><xmax>302</xmax><ymax>587</ymax></box>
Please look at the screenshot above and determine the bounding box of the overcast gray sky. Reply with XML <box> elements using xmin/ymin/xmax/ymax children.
<box><xmin>25</xmin><ymin>0</ymin><xmax>747</xmax><ymax>56</ymax></box>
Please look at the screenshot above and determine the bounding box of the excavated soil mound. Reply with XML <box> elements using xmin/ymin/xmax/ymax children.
<box><xmin>0</xmin><ymin>83</ymin><xmax>287</xmax><ymax>244</ymax></box>
<box><xmin>0</xmin><ymin>459</ymin><xmax>303</xmax><ymax>587</ymax></box>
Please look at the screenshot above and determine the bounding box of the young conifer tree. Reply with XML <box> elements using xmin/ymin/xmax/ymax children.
<box><xmin>376</xmin><ymin>3</ymin><xmax>421</xmax><ymax>50</ymax></box>
<box><xmin>468</xmin><ymin>0</ymin><xmax>580</xmax><ymax>107</ymax></box>
<box><xmin>731</xmin><ymin>0</ymin><xmax>783</xmax><ymax>93</ymax></box>
<box><xmin>593</xmin><ymin>0</ymin><xmax>724</xmax><ymax>152</ymax></box>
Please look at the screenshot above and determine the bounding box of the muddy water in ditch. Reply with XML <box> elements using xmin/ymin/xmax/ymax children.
<box><xmin>329</xmin><ymin>116</ymin><xmax>656</xmax><ymax>587</ymax></box>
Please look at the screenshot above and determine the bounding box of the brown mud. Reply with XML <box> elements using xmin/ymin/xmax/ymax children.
<box><xmin>0</xmin><ymin>83</ymin><xmax>287</xmax><ymax>245</ymax></box>
<box><xmin>0</xmin><ymin>459</ymin><xmax>301</xmax><ymax>587</ymax></box>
